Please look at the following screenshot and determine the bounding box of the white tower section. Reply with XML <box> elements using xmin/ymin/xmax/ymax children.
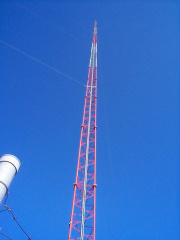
<box><xmin>0</xmin><ymin>154</ymin><xmax>21</xmax><ymax>204</ymax></box>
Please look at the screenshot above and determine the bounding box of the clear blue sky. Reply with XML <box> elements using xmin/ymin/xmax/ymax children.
<box><xmin>0</xmin><ymin>0</ymin><xmax>179</xmax><ymax>239</ymax></box>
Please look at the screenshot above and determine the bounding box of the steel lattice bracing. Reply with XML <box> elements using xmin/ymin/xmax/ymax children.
<box><xmin>68</xmin><ymin>21</ymin><xmax>97</xmax><ymax>240</ymax></box>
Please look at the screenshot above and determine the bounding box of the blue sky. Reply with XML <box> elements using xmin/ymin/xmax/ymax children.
<box><xmin>0</xmin><ymin>0</ymin><xmax>179</xmax><ymax>239</ymax></box>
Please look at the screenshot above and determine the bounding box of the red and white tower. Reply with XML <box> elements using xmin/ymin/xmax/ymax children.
<box><xmin>68</xmin><ymin>21</ymin><xmax>97</xmax><ymax>240</ymax></box>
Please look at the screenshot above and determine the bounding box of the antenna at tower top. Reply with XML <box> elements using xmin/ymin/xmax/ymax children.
<box><xmin>94</xmin><ymin>20</ymin><xmax>97</xmax><ymax>33</ymax></box>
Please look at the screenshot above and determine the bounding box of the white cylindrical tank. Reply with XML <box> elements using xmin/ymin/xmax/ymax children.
<box><xmin>0</xmin><ymin>154</ymin><xmax>21</xmax><ymax>204</ymax></box>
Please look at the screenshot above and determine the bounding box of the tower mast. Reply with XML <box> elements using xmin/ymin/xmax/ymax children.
<box><xmin>68</xmin><ymin>20</ymin><xmax>97</xmax><ymax>240</ymax></box>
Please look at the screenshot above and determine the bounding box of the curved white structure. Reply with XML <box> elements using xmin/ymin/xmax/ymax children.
<box><xmin>0</xmin><ymin>154</ymin><xmax>20</xmax><ymax>204</ymax></box>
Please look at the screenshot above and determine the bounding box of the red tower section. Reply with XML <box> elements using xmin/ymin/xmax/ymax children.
<box><xmin>68</xmin><ymin>21</ymin><xmax>97</xmax><ymax>240</ymax></box>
